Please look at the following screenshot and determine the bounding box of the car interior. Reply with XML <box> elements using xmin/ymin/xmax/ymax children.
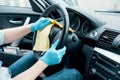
<box><xmin>0</xmin><ymin>0</ymin><xmax>120</xmax><ymax>80</ymax></box>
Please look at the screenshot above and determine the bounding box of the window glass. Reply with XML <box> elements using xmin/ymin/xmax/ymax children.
<box><xmin>0</xmin><ymin>0</ymin><xmax>31</xmax><ymax>8</ymax></box>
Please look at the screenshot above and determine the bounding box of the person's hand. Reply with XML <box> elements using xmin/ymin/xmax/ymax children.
<box><xmin>39</xmin><ymin>40</ymin><xmax>66</xmax><ymax>66</ymax></box>
<box><xmin>30</xmin><ymin>17</ymin><xmax>51</xmax><ymax>32</ymax></box>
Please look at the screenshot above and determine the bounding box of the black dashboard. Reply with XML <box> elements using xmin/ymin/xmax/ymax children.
<box><xmin>67</xmin><ymin>8</ymin><xmax>120</xmax><ymax>80</ymax></box>
<box><xmin>67</xmin><ymin>8</ymin><xmax>120</xmax><ymax>54</ymax></box>
<box><xmin>86</xmin><ymin>26</ymin><xmax>120</xmax><ymax>54</ymax></box>
<box><xmin>85</xmin><ymin>12</ymin><xmax>120</xmax><ymax>54</ymax></box>
<box><xmin>69</xmin><ymin>11</ymin><xmax>95</xmax><ymax>36</ymax></box>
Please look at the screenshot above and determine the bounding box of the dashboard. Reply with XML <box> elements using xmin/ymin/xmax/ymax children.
<box><xmin>69</xmin><ymin>11</ymin><xmax>95</xmax><ymax>36</ymax></box>
<box><xmin>67</xmin><ymin>8</ymin><xmax>120</xmax><ymax>80</ymax></box>
<box><xmin>67</xmin><ymin>8</ymin><xmax>120</xmax><ymax>54</ymax></box>
<box><xmin>85</xmin><ymin>12</ymin><xmax>120</xmax><ymax>54</ymax></box>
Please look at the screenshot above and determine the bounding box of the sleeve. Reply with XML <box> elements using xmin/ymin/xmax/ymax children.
<box><xmin>0</xmin><ymin>30</ymin><xmax>4</xmax><ymax>45</ymax></box>
<box><xmin>0</xmin><ymin>67</ymin><xmax>12</xmax><ymax>80</ymax></box>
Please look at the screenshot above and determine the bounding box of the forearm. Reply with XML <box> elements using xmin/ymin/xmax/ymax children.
<box><xmin>2</xmin><ymin>24</ymin><xmax>31</xmax><ymax>44</ymax></box>
<box><xmin>13</xmin><ymin>60</ymin><xmax>48</xmax><ymax>80</ymax></box>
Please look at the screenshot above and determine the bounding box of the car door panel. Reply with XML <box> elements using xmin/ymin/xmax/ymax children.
<box><xmin>0</xmin><ymin>6</ymin><xmax>40</xmax><ymax>50</ymax></box>
<box><xmin>0</xmin><ymin>6</ymin><xmax>40</xmax><ymax>28</ymax></box>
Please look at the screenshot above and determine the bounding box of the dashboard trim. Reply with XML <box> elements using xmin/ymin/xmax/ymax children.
<box><xmin>94</xmin><ymin>47</ymin><xmax>120</xmax><ymax>64</ymax></box>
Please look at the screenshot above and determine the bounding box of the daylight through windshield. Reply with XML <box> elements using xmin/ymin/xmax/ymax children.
<box><xmin>64</xmin><ymin>0</ymin><xmax>120</xmax><ymax>11</ymax></box>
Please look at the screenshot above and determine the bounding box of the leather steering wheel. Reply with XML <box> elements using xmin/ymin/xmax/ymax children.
<box><xmin>33</xmin><ymin>4</ymin><xmax>69</xmax><ymax>58</ymax></box>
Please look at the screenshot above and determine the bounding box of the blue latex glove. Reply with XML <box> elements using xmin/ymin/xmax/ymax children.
<box><xmin>39</xmin><ymin>40</ymin><xmax>66</xmax><ymax>66</ymax></box>
<box><xmin>30</xmin><ymin>17</ymin><xmax>51</xmax><ymax>32</ymax></box>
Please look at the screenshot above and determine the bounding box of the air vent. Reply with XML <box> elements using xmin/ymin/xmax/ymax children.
<box><xmin>98</xmin><ymin>30</ymin><xmax>120</xmax><ymax>45</ymax></box>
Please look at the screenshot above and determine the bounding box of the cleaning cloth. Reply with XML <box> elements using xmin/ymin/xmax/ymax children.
<box><xmin>33</xmin><ymin>20</ymin><xmax>74</xmax><ymax>51</ymax></box>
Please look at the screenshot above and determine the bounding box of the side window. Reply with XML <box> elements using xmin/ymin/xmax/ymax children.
<box><xmin>0</xmin><ymin>0</ymin><xmax>31</xmax><ymax>8</ymax></box>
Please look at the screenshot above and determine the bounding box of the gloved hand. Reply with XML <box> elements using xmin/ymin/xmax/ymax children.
<box><xmin>30</xmin><ymin>17</ymin><xmax>51</xmax><ymax>32</ymax></box>
<box><xmin>39</xmin><ymin>40</ymin><xmax>66</xmax><ymax>66</ymax></box>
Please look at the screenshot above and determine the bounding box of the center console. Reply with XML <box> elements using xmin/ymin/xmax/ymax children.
<box><xmin>83</xmin><ymin>27</ymin><xmax>120</xmax><ymax>80</ymax></box>
<box><xmin>83</xmin><ymin>45</ymin><xmax>120</xmax><ymax>80</ymax></box>
<box><xmin>89</xmin><ymin>47</ymin><xmax>120</xmax><ymax>80</ymax></box>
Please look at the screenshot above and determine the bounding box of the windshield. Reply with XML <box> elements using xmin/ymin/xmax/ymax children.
<box><xmin>63</xmin><ymin>0</ymin><xmax>120</xmax><ymax>12</ymax></box>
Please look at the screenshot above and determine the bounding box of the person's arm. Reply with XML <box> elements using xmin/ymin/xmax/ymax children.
<box><xmin>13</xmin><ymin>60</ymin><xmax>48</xmax><ymax>80</ymax></box>
<box><xmin>12</xmin><ymin>40</ymin><xmax>66</xmax><ymax>80</ymax></box>
<box><xmin>3</xmin><ymin>25</ymin><xmax>31</xmax><ymax>44</ymax></box>
<box><xmin>1</xmin><ymin>17</ymin><xmax>51</xmax><ymax>44</ymax></box>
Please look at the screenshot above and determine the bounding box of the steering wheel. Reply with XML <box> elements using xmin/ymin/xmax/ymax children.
<box><xmin>33</xmin><ymin>4</ymin><xmax>69</xmax><ymax>59</ymax></box>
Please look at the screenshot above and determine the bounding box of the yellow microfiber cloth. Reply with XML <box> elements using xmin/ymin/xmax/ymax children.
<box><xmin>33</xmin><ymin>20</ymin><xmax>74</xmax><ymax>51</ymax></box>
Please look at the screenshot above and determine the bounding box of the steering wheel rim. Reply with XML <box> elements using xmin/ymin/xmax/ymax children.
<box><xmin>42</xmin><ymin>4</ymin><xmax>69</xmax><ymax>49</ymax></box>
<box><xmin>33</xmin><ymin>4</ymin><xmax>69</xmax><ymax>58</ymax></box>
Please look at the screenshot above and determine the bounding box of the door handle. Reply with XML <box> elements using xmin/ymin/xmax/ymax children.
<box><xmin>9</xmin><ymin>20</ymin><xmax>23</xmax><ymax>25</ymax></box>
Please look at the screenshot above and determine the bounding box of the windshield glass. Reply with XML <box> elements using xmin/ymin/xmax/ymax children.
<box><xmin>63</xmin><ymin>0</ymin><xmax>120</xmax><ymax>12</ymax></box>
<box><xmin>0</xmin><ymin>0</ymin><xmax>31</xmax><ymax>8</ymax></box>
